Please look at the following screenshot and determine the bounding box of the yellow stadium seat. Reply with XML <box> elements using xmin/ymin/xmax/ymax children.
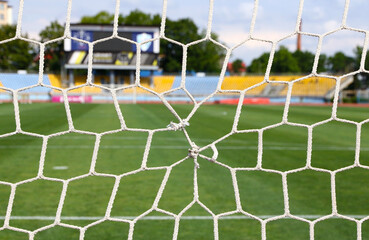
<box><xmin>48</xmin><ymin>74</ymin><xmax>63</xmax><ymax>88</ymax></box>
<box><xmin>278</xmin><ymin>77</ymin><xmax>335</xmax><ymax>97</ymax></box>
<box><xmin>220</xmin><ymin>75</ymin><xmax>335</xmax><ymax>97</ymax></box>
<box><xmin>152</xmin><ymin>76</ymin><xmax>175</xmax><ymax>93</ymax></box>
<box><xmin>221</xmin><ymin>76</ymin><xmax>266</xmax><ymax>95</ymax></box>
<box><xmin>0</xmin><ymin>81</ymin><xmax>5</xmax><ymax>92</ymax></box>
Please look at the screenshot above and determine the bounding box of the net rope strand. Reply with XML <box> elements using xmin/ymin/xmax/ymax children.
<box><xmin>0</xmin><ymin>0</ymin><xmax>368</xmax><ymax>239</ymax></box>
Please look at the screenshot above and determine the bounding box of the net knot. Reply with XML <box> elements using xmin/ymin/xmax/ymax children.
<box><xmin>167</xmin><ymin>120</ymin><xmax>190</xmax><ymax>131</ymax></box>
<box><xmin>188</xmin><ymin>144</ymin><xmax>200</xmax><ymax>159</ymax></box>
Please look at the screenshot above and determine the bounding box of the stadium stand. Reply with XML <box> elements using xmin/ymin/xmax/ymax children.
<box><xmin>50</xmin><ymin>74</ymin><xmax>156</xmax><ymax>94</ymax></box>
<box><xmin>47</xmin><ymin>74</ymin><xmax>338</xmax><ymax>98</ymax></box>
<box><xmin>0</xmin><ymin>73</ymin><xmax>51</xmax><ymax>92</ymax></box>
<box><xmin>0</xmin><ymin>80</ymin><xmax>5</xmax><ymax>92</ymax></box>
<box><xmin>221</xmin><ymin>76</ymin><xmax>264</xmax><ymax>90</ymax></box>
<box><xmin>279</xmin><ymin>77</ymin><xmax>336</xmax><ymax>97</ymax></box>
<box><xmin>221</xmin><ymin>76</ymin><xmax>267</xmax><ymax>95</ymax></box>
<box><xmin>219</xmin><ymin>75</ymin><xmax>336</xmax><ymax>97</ymax></box>
<box><xmin>0</xmin><ymin>73</ymin><xmax>340</xmax><ymax>103</ymax></box>
<box><xmin>171</xmin><ymin>76</ymin><xmax>219</xmax><ymax>96</ymax></box>
<box><xmin>48</xmin><ymin>74</ymin><xmax>63</xmax><ymax>88</ymax></box>
<box><xmin>0</xmin><ymin>80</ymin><xmax>10</xmax><ymax>101</ymax></box>
<box><xmin>152</xmin><ymin>76</ymin><xmax>175</xmax><ymax>93</ymax></box>
<box><xmin>269</xmin><ymin>75</ymin><xmax>303</xmax><ymax>82</ymax></box>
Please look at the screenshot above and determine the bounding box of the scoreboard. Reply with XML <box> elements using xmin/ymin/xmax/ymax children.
<box><xmin>64</xmin><ymin>24</ymin><xmax>160</xmax><ymax>68</ymax></box>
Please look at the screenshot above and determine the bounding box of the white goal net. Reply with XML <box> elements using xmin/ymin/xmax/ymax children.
<box><xmin>0</xmin><ymin>0</ymin><xmax>369</xmax><ymax>239</ymax></box>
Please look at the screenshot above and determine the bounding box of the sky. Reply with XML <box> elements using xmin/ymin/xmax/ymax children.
<box><xmin>6</xmin><ymin>0</ymin><xmax>369</xmax><ymax>65</ymax></box>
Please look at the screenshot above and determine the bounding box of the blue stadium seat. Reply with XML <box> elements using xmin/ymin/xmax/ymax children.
<box><xmin>0</xmin><ymin>73</ymin><xmax>52</xmax><ymax>92</ymax></box>
<box><xmin>171</xmin><ymin>76</ymin><xmax>219</xmax><ymax>96</ymax></box>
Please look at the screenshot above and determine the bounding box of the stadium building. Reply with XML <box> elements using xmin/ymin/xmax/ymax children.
<box><xmin>0</xmin><ymin>24</ymin><xmax>357</xmax><ymax>104</ymax></box>
<box><xmin>63</xmin><ymin>24</ymin><xmax>160</xmax><ymax>88</ymax></box>
<box><xmin>0</xmin><ymin>0</ymin><xmax>12</xmax><ymax>26</ymax></box>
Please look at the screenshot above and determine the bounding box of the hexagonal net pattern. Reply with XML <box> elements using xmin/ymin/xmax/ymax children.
<box><xmin>0</xmin><ymin>0</ymin><xmax>369</xmax><ymax>239</ymax></box>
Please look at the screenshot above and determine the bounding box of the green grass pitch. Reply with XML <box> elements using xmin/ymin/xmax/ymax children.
<box><xmin>0</xmin><ymin>102</ymin><xmax>369</xmax><ymax>239</ymax></box>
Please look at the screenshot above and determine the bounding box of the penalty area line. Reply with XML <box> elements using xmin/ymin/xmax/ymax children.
<box><xmin>0</xmin><ymin>145</ymin><xmax>368</xmax><ymax>151</ymax></box>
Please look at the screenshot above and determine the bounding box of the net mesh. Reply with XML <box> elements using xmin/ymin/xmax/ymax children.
<box><xmin>0</xmin><ymin>0</ymin><xmax>369</xmax><ymax>239</ymax></box>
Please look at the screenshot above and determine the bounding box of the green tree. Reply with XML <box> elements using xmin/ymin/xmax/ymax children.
<box><xmin>327</xmin><ymin>51</ymin><xmax>355</xmax><ymax>74</ymax></box>
<box><xmin>351</xmin><ymin>46</ymin><xmax>369</xmax><ymax>89</ymax></box>
<box><xmin>248</xmin><ymin>46</ymin><xmax>300</xmax><ymax>74</ymax></box>
<box><xmin>293</xmin><ymin>50</ymin><xmax>314</xmax><ymax>73</ymax></box>
<box><xmin>79</xmin><ymin>10</ymin><xmax>225</xmax><ymax>73</ymax></box>
<box><xmin>0</xmin><ymin>25</ymin><xmax>34</xmax><ymax>71</ymax></box>
<box><xmin>353</xmin><ymin>46</ymin><xmax>369</xmax><ymax>70</ymax></box>
<box><xmin>231</xmin><ymin>59</ymin><xmax>246</xmax><ymax>73</ymax></box>
<box><xmin>39</xmin><ymin>20</ymin><xmax>65</xmax><ymax>72</ymax></box>
<box><xmin>81</xmin><ymin>11</ymin><xmax>123</xmax><ymax>24</ymax></box>
<box><xmin>123</xmin><ymin>9</ymin><xmax>161</xmax><ymax>26</ymax></box>
<box><xmin>271</xmin><ymin>46</ymin><xmax>300</xmax><ymax>73</ymax></box>
<box><xmin>317</xmin><ymin>53</ymin><xmax>328</xmax><ymax>73</ymax></box>
<box><xmin>164</xmin><ymin>19</ymin><xmax>225</xmax><ymax>72</ymax></box>
<box><xmin>187</xmin><ymin>33</ymin><xmax>225</xmax><ymax>73</ymax></box>
<box><xmin>248</xmin><ymin>53</ymin><xmax>269</xmax><ymax>74</ymax></box>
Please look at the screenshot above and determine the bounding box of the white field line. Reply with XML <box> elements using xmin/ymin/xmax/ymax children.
<box><xmin>3</xmin><ymin>215</ymin><xmax>369</xmax><ymax>221</ymax></box>
<box><xmin>0</xmin><ymin>135</ymin><xmax>359</xmax><ymax>147</ymax></box>
<box><xmin>52</xmin><ymin>166</ymin><xmax>69</xmax><ymax>170</ymax></box>
<box><xmin>0</xmin><ymin>145</ymin><xmax>367</xmax><ymax>151</ymax></box>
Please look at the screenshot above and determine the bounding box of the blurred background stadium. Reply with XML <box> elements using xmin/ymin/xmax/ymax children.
<box><xmin>1</xmin><ymin>0</ymin><xmax>369</xmax><ymax>239</ymax></box>
<box><xmin>0</xmin><ymin>0</ymin><xmax>368</xmax><ymax>104</ymax></box>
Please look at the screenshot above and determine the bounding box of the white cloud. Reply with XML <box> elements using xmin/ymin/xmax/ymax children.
<box><xmin>239</xmin><ymin>2</ymin><xmax>255</xmax><ymax>20</ymax></box>
<box><xmin>323</xmin><ymin>20</ymin><xmax>340</xmax><ymax>32</ymax></box>
<box><xmin>311</xmin><ymin>6</ymin><xmax>324</xmax><ymax>20</ymax></box>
